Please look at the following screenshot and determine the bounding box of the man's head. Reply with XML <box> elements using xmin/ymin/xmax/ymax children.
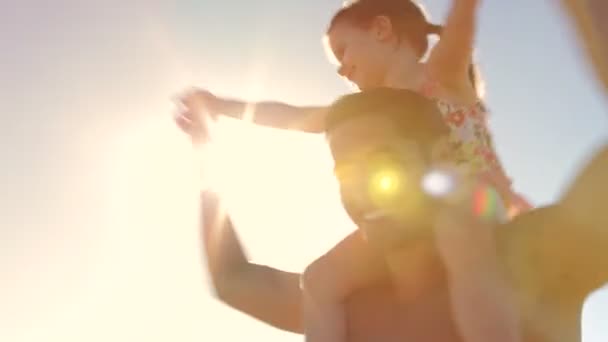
<box><xmin>325</xmin><ymin>88</ymin><xmax>450</xmax><ymax>250</ymax></box>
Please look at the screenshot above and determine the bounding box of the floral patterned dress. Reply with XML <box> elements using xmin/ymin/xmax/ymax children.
<box><xmin>420</xmin><ymin>77</ymin><xmax>532</xmax><ymax>218</ymax></box>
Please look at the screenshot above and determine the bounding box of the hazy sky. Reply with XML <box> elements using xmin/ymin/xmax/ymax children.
<box><xmin>1</xmin><ymin>1</ymin><xmax>607</xmax><ymax>341</ymax></box>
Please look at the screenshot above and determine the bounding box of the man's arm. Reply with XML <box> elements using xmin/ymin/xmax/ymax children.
<box><xmin>501</xmin><ymin>146</ymin><xmax>608</xmax><ymax>310</ymax></box>
<box><xmin>201</xmin><ymin>190</ymin><xmax>303</xmax><ymax>333</ymax></box>
<box><xmin>558</xmin><ymin>145</ymin><xmax>608</xmax><ymax>297</ymax></box>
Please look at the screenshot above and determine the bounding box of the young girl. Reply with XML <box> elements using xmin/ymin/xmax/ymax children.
<box><xmin>176</xmin><ymin>0</ymin><xmax>525</xmax><ymax>341</ymax></box>
<box><xmin>178</xmin><ymin>0</ymin><xmax>529</xmax><ymax>216</ymax></box>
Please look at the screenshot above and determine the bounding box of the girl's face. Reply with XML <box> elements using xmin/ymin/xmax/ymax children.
<box><xmin>326</xmin><ymin>18</ymin><xmax>399</xmax><ymax>91</ymax></box>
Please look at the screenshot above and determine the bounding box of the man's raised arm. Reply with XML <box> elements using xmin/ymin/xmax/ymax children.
<box><xmin>504</xmin><ymin>146</ymin><xmax>608</xmax><ymax>310</ymax></box>
<box><xmin>559</xmin><ymin>145</ymin><xmax>608</xmax><ymax>297</ymax></box>
<box><xmin>200</xmin><ymin>189</ymin><xmax>303</xmax><ymax>333</ymax></box>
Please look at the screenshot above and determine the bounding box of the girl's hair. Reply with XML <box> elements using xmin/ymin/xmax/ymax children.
<box><xmin>328</xmin><ymin>0</ymin><xmax>484</xmax><ymax>98</ymax></box>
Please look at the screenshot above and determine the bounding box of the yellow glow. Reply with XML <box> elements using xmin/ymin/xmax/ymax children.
<box><xmin>378</xmin><ymin>175</ymin><xmax>395</xmax><ymax>191</ymax></box>
<box><xmin>370</xmin><ymin>168</ymin><xmax>403</xmax><ymax>198</ymax></box>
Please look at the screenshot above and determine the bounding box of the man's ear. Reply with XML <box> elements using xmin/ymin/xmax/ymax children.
<box><xmin>370</xmin><ymin>15</ymin><xmax>395</xmax><ymax>42</ymax></box>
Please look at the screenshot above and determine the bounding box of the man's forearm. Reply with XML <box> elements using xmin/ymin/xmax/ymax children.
<box><xmin>199</xmin><ymin>190</ymin><xmax>303</xmax><ymax>332</ymax></box>
<box><xmin>200</xmin><ymin>190</ymin><xmax>249</xmax><ymax>288</ymax></box>
<box><xmin>559</xmin><ymin>145</ymin><xmax>608</xmax><ymax>297</ymax></box>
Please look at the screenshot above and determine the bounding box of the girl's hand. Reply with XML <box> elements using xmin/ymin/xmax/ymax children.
<box><xmin>174</xmin><ymin>89</ymin><xmax>221</xmax><ymax>145</ymax></box>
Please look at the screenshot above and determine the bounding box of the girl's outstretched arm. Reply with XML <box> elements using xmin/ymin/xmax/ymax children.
<box><xmin>187</xmin><ymin>89</ymin><xmax>328</xmax><ymax>133</ymax></box>
<box><xmin>426</xmin><ymin>0</ymin><xmax>481</xmax><ymax>91</ymax></box>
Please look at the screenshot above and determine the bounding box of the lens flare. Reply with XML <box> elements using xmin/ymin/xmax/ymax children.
<box><xmin>421</xmin><ymin>170</ymin><xmax>454</xmax><ymax>197</ymax></box>
<box><xmin>369</xmin><ymin>168</ymin><xmax>402</xmax><ymax>198</ymax></box>
<box><xmin>377</xmin><ymin>173</ymin><xmax>397</xmax><ymax>192</ymax></box>
<box><xmin>472</xmin><ymin>184</ymin><xmax>503</xmax><ymax>221</ymax></box>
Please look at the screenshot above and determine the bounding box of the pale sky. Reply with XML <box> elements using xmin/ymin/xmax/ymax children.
<box><xmin>1</xmin><ymin>1</ymin><xmax>607</xmax><ymax>341</ymax></box>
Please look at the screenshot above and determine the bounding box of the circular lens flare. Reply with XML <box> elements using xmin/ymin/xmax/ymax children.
<box><xmin>370</xmin><ymin>169</ymin><xmax>401</xmax><ymax>198</ymax></box>
<box><xmin>422</xmin><ymin>170</ymin><xmax>454</xmax><ymax>197</ymax></box>
<box><xmin>367</xmin><ymin>167</ymin><xmax>407</xmax><ymax>213</ymax></box>
<box><xmin>378</xmin><ymin>174</ymin><xmax>396</xmax><ymax>192</ymax></box>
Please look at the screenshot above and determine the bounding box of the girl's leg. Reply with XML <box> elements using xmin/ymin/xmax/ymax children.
<box><xmin>434</xmin><ymin>205</ymin><xmax>522</xmax><ymax>342</ymax></box>
<box><xmin>301</xmin><ymin>230</ymin><xmax>389</xmax><ymax>341</ymax></box>
<box><xmin>302</xmin><ymin>287</ymin><xmax>347</xmax><ymax>342</ymax></box>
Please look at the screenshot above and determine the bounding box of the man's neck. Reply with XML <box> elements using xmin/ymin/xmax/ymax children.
<box><xmin>385</xmin><ymin>242</ymin><xmax>447</xmax><ymax>303</ymax></box>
